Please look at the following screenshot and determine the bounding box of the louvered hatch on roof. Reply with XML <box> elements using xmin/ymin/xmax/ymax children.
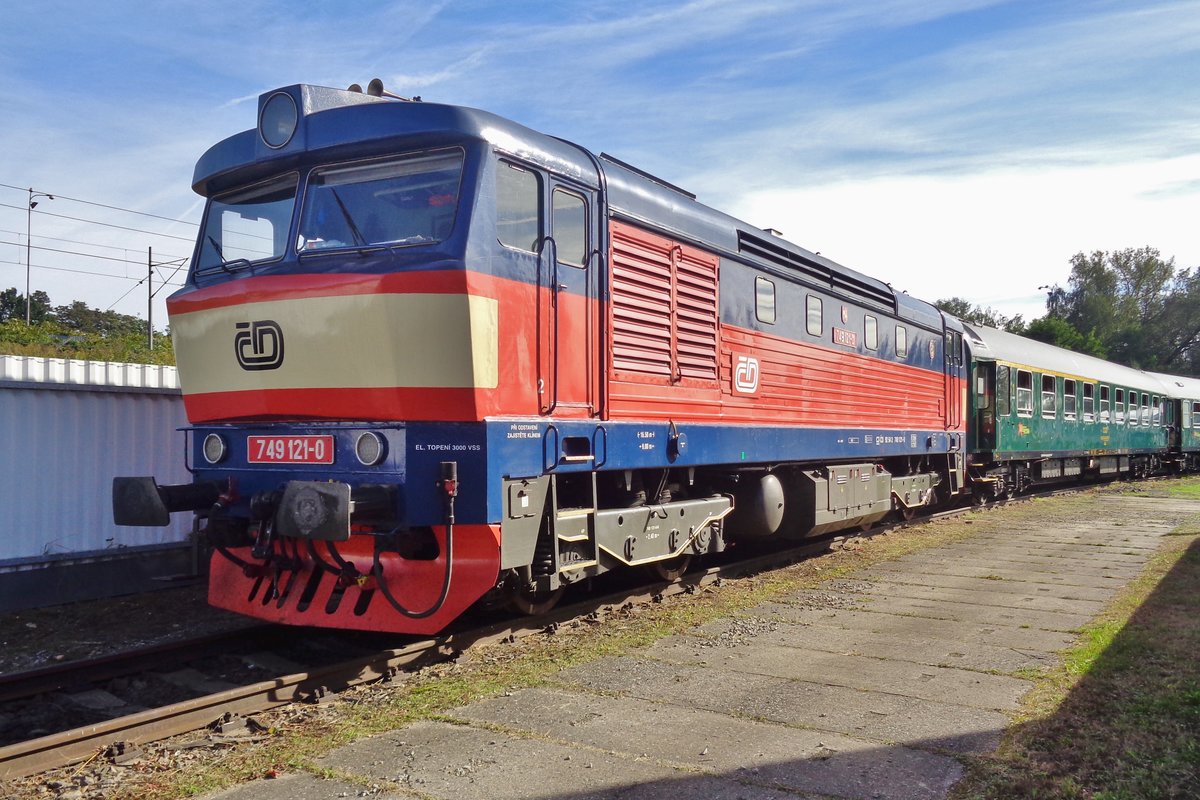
<box><xmin>609</xmin><ymin>220</ymin><xmax>719</xmax><ymax>386</ymax></box>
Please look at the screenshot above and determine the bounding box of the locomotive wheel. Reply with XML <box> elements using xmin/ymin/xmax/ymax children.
<box><xmin>647</xmin><ymin>554</ymin><xmax>692</xmax><ymax>582</ymax></box>
<box><xmin>506</xmin><ymin>582</ymin><xmax>565</xmax><ymax>616</ymax></box>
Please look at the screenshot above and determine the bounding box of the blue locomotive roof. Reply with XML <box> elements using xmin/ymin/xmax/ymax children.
<box><xmin>194</xmin><ymin>83</ymin><xmax>940</xmax><ymax>327</ymax></box>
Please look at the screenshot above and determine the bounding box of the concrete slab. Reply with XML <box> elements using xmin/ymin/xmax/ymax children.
<box><xmin>202</xmin><ymin>774</ymin><xmax>403</xmax><ymax>800</ymax></box>
<box><xmin>908</xmin><ymin>543</ymin><xmax>1150</xmax><ymax>566</ymax></box>
<box><xmin>689</xmin><ymin>616</ymin><xmax>1056</xmax><ymax>673</ymax></box>
<box><xmin>884</xmin><ymin>551</ymin><xmax>1143</xmax><ymax>579</ymax></box>
<box><xmin>451</xmin><ymin>687</ymin><xmax>965</xmax><ymax>800</ymax></box>
<box><xmin>558</xmin><ymin>655</ymin><xmax>1007</xmax><ymax>755</ymax></box>
<box><xmin>754</xmin><ymin>601</ymin><xmax>1077</xmax><ymax>653</ymax></box>
<box><xmin>321</xmin><ymin>718</ymin><xmax>810</xmax><ymax>800</ymax></box>
<box><xmin>862</xmin><ymin>562</ymin><xmax>1131</xmax><ymax>590</ymax></box>
<box><xmin>851</xmin><ymin>568</ymin><xmax>1121</xmax><ymax>602</ymax></box>
<box><xmin>822</xmin><ymin>578</ymin><xmax>1108</xmax><ymax>616</ymax></box>
<box><xmin>784</xmin><ymin>590</ymin><xmax>1094</xmax><ymax>632</ymax></box>
<box><xmin>642</xmin><ymin>635</ymin><xmax>1031</xmax><ymax>711</ymax></box>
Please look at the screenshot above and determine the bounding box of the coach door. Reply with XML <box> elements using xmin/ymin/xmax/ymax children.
<box><xmin>538</xmin><ymin>182</ymin><xmax>599</xmax><ymax>417</ymax></box>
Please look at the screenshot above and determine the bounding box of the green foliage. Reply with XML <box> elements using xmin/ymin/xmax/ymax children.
<box><xmin>1023</xmin><ymin>316</ymin><xmax>1107</xmax><ymax>357</ymax></box>
<box><xmin>0</xmin><ymin>288</ymin><xmax>174</xmax><ymax>365</ymax></box>
<box><xmin>935</xmin><ymin>297</ymin><xmax>1026</xmax><ymax>333</ymax></box>
<box><xmin>1035</xmin><ymin>247</ymin><xmax>1200</xmax><ymax>374</ymax></box>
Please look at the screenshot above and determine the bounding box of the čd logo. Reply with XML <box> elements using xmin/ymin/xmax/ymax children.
<box><xmin>235</xmin><ymin>321</ymin><xmax>285</xmax><ymax>371</ymax></box>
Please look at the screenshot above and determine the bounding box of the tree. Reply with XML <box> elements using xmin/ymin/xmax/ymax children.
<box><xmin>0</xmin><ymin>288</ymin><xmax>52</xmax><ymax>324</ymax></box>
<box><xmin>1044</xmin><ymin>247</ymin><xmax>1200</xmax><ymax>372</ymax></box>
<box><xmin>934</xmin><ymin>297</ymin><xmax>1025</xmax><ymax>333</ymax></box>
<box><xmin>1023</xmin><ymin>316</ymin><xmax>1106</xmax><ymax>358</ymax></box>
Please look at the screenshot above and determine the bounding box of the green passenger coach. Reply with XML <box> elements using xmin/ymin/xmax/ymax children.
<box><xmin>1148</xmin><ymin>372</ymin><xmax>1200</xmax><ymax>472</ymax></box>
<box><xmin>964</xmin><ymin>324</ymin><xmax>1172</xmax><ymax>501</ymax></box>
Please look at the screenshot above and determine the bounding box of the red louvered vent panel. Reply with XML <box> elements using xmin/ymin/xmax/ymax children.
<box><xmin>609</xmin><ymin>220</ymin><xmax>719</xmax><ymax>385</ymax></box>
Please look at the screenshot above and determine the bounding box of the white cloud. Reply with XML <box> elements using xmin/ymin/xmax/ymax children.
<box><xmin>730</xmin><ymin>154</ymin><xmax>1200</xmax><ymax>321</ymax></box>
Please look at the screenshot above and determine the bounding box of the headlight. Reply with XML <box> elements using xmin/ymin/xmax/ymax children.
<box><xmin>260</xmin><ymin>92</ymin><xmax>298</xmax><ymax>148</ymax></box>
<box><xmin>202</xmin><ymin>433</ymin><xmax>228</xmax><ymax>464</ymax></box>
<box><xmin>355</xmin><ymin>432</ymin><xmax>386</xmax><ymax>466</ymax></box>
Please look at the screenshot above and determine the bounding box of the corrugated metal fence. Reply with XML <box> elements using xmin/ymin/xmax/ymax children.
<box><xmin>0</xmin><ymin>356</ymin><xmax>194</xmax><ymax>610</ymax></box>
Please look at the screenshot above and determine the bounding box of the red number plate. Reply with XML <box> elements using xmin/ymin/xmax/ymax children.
<box><xmin>247</xmin><ymin>435</ymin><xmax>335</xmax><ymax>464</ymax></box>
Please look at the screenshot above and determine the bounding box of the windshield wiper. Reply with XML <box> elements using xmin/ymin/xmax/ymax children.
<box><xmin>198</xmin><ymin>236</ymin><xmax>255</xmax><ymax>275</ymax></box>
<box><xmin>329</xmin><ymin>189</ymin><xmax>368</xmax><ymax>247</ymax></box>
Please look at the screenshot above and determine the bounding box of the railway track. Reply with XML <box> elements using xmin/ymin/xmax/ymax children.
<box><xmin>0</xmin><ymin>492</ymin><xmax>1061</xmax><ymax>781</ymax></box>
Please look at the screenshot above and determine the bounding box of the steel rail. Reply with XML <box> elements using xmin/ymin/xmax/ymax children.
<box><xmin>0</xmin><ymin>490</ymin><xmax>1071</xmax><ymax>780</ymax></box>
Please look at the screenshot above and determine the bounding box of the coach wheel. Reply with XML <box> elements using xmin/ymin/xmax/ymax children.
<box><xmin>506</xmin><ymin>582</ymin><xmax>565</xmax><ymax>616</ymax></box>
<box><xmin>647</xmin><ymin>554</ymin><xmax>692</xmax><ymax>583</ymax></box>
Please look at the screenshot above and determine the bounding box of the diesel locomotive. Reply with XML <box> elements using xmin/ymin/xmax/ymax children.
<box><xmin>113</xmin><ymin>81</ymin><xmax>1200</xmax><ymax>634</ymax></box>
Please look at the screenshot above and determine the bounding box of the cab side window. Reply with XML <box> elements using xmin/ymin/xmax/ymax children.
<box><xmin>496</xmin><ymin>161</ymin><xmax>541</xmax><ymax>252</ymax></box>
<box><xmin>552</xmin><ymin>188</ymin><xmax>587</xmax><ymax>267</ymax></box>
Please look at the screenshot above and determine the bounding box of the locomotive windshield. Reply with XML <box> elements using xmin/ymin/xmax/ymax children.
<box><xmin>196</xmin><ymin>173</ymin><xmax>297</xmax><ymax>272</ymax></box>
<box><xmin>298</xmin><ymin>150</ymin><xmax>464</xmax><ymax>252</ymax></box>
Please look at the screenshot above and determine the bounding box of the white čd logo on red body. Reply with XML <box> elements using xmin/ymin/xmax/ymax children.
<box><xmin>734</xmin><ymin>355</ymin><xmax>760</xmax><ymax>394</ymax></box>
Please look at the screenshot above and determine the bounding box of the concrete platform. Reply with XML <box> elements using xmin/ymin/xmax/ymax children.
<box><xmin>200</xmin><ymin>492</ymin><xmax>1200</xmax><ymax>800</ymax></box>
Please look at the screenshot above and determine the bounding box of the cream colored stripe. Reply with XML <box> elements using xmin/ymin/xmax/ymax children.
<box><xmin>172</xmin><ymin>293</ymin><xmax>498</xmax><ymax>393</ymax></box>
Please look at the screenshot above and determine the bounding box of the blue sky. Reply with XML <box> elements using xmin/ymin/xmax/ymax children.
<box><xmin>1</xmin><ymin>0</ymin><xmax>1197</xmax><ymax>324</ymax></box>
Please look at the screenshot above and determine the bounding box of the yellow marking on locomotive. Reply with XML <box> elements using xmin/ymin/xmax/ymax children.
<box><xmin>171</xmin><ymin>293</ymin><xmax>499</xmax><ymax>393</ymax></box>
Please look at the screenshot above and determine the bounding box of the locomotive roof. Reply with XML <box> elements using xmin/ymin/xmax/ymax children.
<box><xmin>964</xmin><ymin>323</ymin><xmax>1169</xmax><ymax>392</ymax></box>
<box><xmin>194</xmin><ymin>83</ymin><xmax>941</xmax><ymax>329</ymax></box>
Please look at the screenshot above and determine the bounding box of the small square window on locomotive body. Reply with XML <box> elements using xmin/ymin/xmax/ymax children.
<box><xmin>896</xmin><ymin>325</ymin><xmax>907</xmax><ymax>358</ymax></box>
<box><xmin>864</xmin><ymin>315</ymin><xmax>878</xmax><ymax>350</ymax></box>
<box><xmin>755</xmin><ymin>277</ymin><xmax>776</xmax><ymax>324</ymax></box>
<box><xmin>806</xmin><ymin>295</ymin><xmax>822</xmax><ymax>337</ymax></box>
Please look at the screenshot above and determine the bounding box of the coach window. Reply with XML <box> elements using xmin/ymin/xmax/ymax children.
<box><xmin>1115</xmin><ymin>389</ymin><xmax>1125</xmax><ymax>424</ymax></box>
<box><xmin>1016</xmin><ymin>370</ymin><xmax>1033</xmax><ymax>417</ymax></box>
<box><xmin>1192</xmin><ymin>401</ymin><xmax>1200</xmax><ymax>427</ymax></box>
<box><xmin>496</xmin><ymin>161</ymin><xmax>541</xmax><ymax>252</ymax></box>
<box><xmin>996</xmin><ymin>365</ymin><xmax>1011</xmax><ymax>416</ymax></box>
<box><xmin>552</xmin><ymin>189</ymin><xmax>587</xmax><ymax>267</ymax></box>
<box><xmin>895</xmin><ymin>325</ymin><xmax>907</xmax><ymax>358</ymax></box>
<box><xmin>1141</xmin><ymin>393</ymin><xmax>1151</xmax><ymax>426</ymax></box>
<box><xmin>1063</xmin><ymin>379</ymin><xmax>1077</xmax><ymax>421</ymax></box>
<box><xmin>1041</xmin><ymin>374</ymin><xmax>1057</xmax><ymax>419</ymax></box>
<box><xmin>864</xmin><ymin>315</ymin><xmax>878</xmax><ymax>350</ymax></box>
<box><xmin>806</xmin><ymin>295</ymin><xmax>822</xmax><ymax>337</ymax></box>
<box><xmin>1099</xmin><ymin>385</ymin><xmax>1110</xmax><ymax>423</ymax></box>
<box><xmin>1082</xmin><ymin>383</ymin><xmax>1095</xmax><ymax>422</ymax></box>
<box><xmin>1128</xmin><ymin>391</ymin><xmax>1138</xmax><ymax>426</ymax></box>
<box><xmin>1152</xmin><ymin>395</ymin><xmax>1161</xmax><ymax>426</ymax></box>
<box><xmin>755</xmin><ymin>277</ymin><xmax>776</xmax><ymax>324</ymax></box>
